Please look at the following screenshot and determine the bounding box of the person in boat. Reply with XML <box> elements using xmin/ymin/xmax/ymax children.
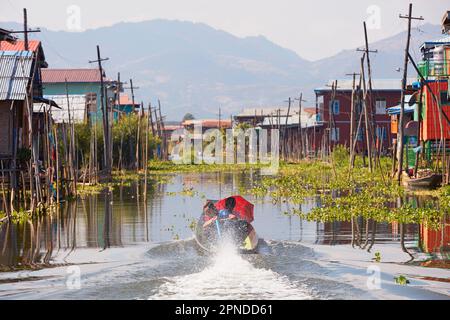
<box><xmin>218</xmin><ymin>197</ymin><xmax>239</xmax><ymax>220</ymax></box>
<box><xmin>203</xmin><ymin>197</ymin><xmax>240</xmax><ymax>228</ymax></box>
<box><xmin>202</xmin><ymin>201</ymin><xmax>218</xmax><ymax>226</ymax></box>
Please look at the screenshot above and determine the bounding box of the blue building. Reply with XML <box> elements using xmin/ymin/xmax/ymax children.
<box><xmin>41</xmin><ymin>68</ymin><xmax>116</xmax><ymax>122</ymax></box>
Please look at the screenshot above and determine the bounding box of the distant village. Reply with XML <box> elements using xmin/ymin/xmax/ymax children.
<box><xmin>0</xmin><ymin>7</ymin><xmax>450</xmax><ymax>217</ymax></box>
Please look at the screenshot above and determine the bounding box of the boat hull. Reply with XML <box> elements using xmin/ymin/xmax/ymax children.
<box><xmin>195</xmin><ymin>218</ymin><xmax>259</xmax><ymax>254</ymax></box>
<box><xmin>402</xmin><ymin>172</ymin><xmax>442</xmax><ymax>190</ymax></box>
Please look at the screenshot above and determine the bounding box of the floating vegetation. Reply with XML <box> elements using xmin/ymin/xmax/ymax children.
<box><xmin>188</xmin><ymin>219</ymin><xmax>197</xmax><ymax>231</ymax></box>
<box><xmin>374</xmin><ymin>252</ymin><xmax>381</xmax><ymax>263</ymax></box>
<box><xmin>166</xmin><ymin>186</ymin><xmax>198</xmax><ymax>197</ymax></box>
<box><xmin>147</xmin><ymin>160</ymin><xmax>265</xmax><ymax>173</ymax></box>
<box><xmin>241</xmin><ymin>150</ymin><xmax>449</xmax><ymax>229</ymax></box>
<box><xmin>394</xmin><ymin>275</ymin><xmax>410</xmax><ymax>285</ymax></box>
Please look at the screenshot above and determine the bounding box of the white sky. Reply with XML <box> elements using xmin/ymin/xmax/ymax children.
<box><xmin>1</xmin><ymin>0</ymin><xmax>448</xmax><ymax>61</ymax></box>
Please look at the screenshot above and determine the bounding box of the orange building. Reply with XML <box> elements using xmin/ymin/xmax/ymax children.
<box><xmin>421</xmin><ymin>80</ymin><xmax>450</xmax><ymax>141</ymax></box>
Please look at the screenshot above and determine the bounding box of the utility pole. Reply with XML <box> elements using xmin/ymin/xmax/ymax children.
<box><xmin>88</xmin><ymin>46</ymin><xmax>110</xmax><ymax>179</ymax></box>
<box><xmin>23</xmin><ymin>8</ymin><xmax>28</xmax><ymax>50</ymax></box>
<box><xmin>396</xmin><ymin>3</ymin><xmax>423</xmax><ymax>183</ymax></box>
<box><xmin>0</xmin><ymin>9</ymin><xmax>40</xmax><ymax>51</ymax></box>
<box><xmin>357</xmin><ymin>23</ymin><xmax>378</xmax><ymax>166</ymax></box>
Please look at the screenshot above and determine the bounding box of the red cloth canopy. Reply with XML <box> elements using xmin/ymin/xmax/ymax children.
<box><xmin>215</xmin><ymin>195</ymin><xmax>254</xmax><ymax>223</ymax></box>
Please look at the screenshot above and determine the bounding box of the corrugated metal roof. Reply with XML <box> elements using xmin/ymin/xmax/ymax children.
<box><xmin>42</xmin><ymin>69</ymin><xmax>102</xmax><ymax>83</ymax></box>
<box><xmin>0</xmin><ymin>50</ymin><xmax>34</xmax><ymax>100</ymax></box>
<box><xmin>163</xmin><ymin>125</ymin><xmax>183</xmax><ymax>131</ymax></box>
<box><xmin>387</xmin><ymin>95</ymin><xmax>416</xmax><ymax>115</ymax></box>
<box><xmin>315</xmin><ymin>79</ymin><xmax>416</xmax><ymax>92</ymax></box>
<box><xmin>0</xmin><ymin>40</ymin><xmax>41</xmax><ymax>52</ymax></box>
<box><xmin>236</xmin><ymin>107</ymin><xmax>288</xmax><ymax>117</ymax></box>
<box><xmin>261</xmin><ymin>113</ymin><xmax>319</xmax><ymax>128</ymax></box>
<box><xmin>237</xmin><ymin>106</ymin><xmax>316</xmax><ymax>118</ymax></box>
<box><xmin>182</xmin><ymin>119</ymin><xmax>232</xmax><ymax>128</ymax></box>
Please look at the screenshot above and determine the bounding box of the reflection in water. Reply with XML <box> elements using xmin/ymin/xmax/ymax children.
<box><xmin>0</xmin><ymin>171</ymin><xmax>449</xmax><ymax>271</ymax></box>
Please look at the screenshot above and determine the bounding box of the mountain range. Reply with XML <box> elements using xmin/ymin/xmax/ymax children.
<box><xmin>0</xmin><ymin>20</ymin><xmax>444</xmax><ymax>120</ymax></box>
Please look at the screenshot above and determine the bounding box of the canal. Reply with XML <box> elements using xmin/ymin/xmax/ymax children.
<box><xmin>0</xmin><ymin>171</ymin><xmax>448</xmax><ymax>299</ymax></box>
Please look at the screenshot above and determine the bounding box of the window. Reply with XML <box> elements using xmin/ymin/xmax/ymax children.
<box><xmin>375</xmin><ymin>98</ymin><xmax>387</xmax><ymax>114</ymax></box>
<box><xmin>357</xmin><ymin>127</ymin><xmax>364</xmax><ymax>141</ymax></box>
<box><xmin>375</xmin><ymin>126</ymin><xmax>387</xmax><ymax>141</ymax></box>
<box><xmin>331</xmin><ymin>128</ymin><xmax>340</xmax><ymax>142</ymax></box>
<box><xmin>330</xmin><ymin>100</ymin><xmax>340</xmax><ymax>115</ymax></box>
<box><xmin>440</xmin><ymin>91</ymin><xmax>449</xmax><ymax>106</ymax></box>
<box><xmin>316</xmin><ymin>95</ymin><xmax>324</xmax><ymax>122</ymax></box>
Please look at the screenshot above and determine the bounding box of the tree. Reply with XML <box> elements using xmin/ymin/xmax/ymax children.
<box><xmin>182</xmin><ymin>113</ymin><xmax>195</xmax><ymax>122</ymax></box>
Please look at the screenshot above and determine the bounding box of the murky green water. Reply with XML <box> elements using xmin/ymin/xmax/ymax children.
<box><xmin>0</xmin><ymin>171</ymin><xmax>448</xmax><ymax>299</ymax></box>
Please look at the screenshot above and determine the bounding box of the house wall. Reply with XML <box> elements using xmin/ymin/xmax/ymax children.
<box><xmin>0</xmin><ymin>100</ymin><xmax>24</xmax><ymax>158</ymax></box>
<box><xmin>422</xmin><ymin>80</ymin><xmax>450</xmax><ymax>141</ymax></box>
<box><xmin>314</xmin><ymin>90</ymin><xmax>402</xmax><ymax>152</ymax></box>
<box><xmin>43</xmin><ymin>82</ymin><xmax>105</xmax><ymax>120</ymax></box>
<box><xmin>0</xmin><ymin>101</ymin><xmax>13</xmax><ymax>156</ymax></box>
<box><xmin>113</xmin><ymin>104</ymin><xmax>136</xmax><ymax>121</ymax></box>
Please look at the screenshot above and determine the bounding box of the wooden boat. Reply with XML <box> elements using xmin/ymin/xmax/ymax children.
<box><xmin>194</xmin><ymin>198</ymin><xmax>259</xmax><ymax>254</ymax></box>
<box><xmin>402</xmin><ymin>171</ymin><xmax>442</xmax><ymax>190</ymax></box>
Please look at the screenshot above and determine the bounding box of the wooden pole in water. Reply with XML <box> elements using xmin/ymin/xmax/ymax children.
<box><xmin>284</xmin><ymin>97</ymin><xmax>292</xmax><ymax>161</ymax></box>
<box><xmin>130</xmin><ymin>79</ymin><xmax>139</xmax><ymax>170</ymax></box>
<box><xmin>158</xmin><ymin>100</ymin><xmax>167</xmax><ymax>161</ymax></box>
<box><xmin>89</xmin><ymin>46</ymin><xmax>110</xmax><ymax>180</ymax></box>
<box><xmin>54</xmin><ymin>126</ymin><xmax>60</xmax><ymax>205</ymax></box>
<box><xmin>144</xmin><ymin>106</ymin><xmax>149</xmax><ymax>198</ymax></box>
<box><xmin>396</xmin><ymin>4</ymin><xmax>423</xmax><ymax>183</ymax></box>
<box><xmin>363</xmin><ymin>22</ymin><xmax>378</xmax><ymax>166</ymax></box>
<box><xmin>414</xmin><ymin>83</ymin><xmax>424</xmax><ymax>177</ymax></box>
<box><xmin>295</xmin><ymin>93</ymin><xmax>306</xmax><ymax>160</ymax></box>
<box><xmin>65</xmin><ymin>80</ymin><xmax>75</xmax><ymax>196</ymax></box>
<box><xmin>154</xmin><ymin>107</ymin><xmax>162</xmax><ymax>159</ymax></box>
<box><xmin>0</xmin><ymin>160</ymin><xmax>11</xmax><ymax>220</ymax></box>
<box><xmin>148</xmin><ymin>102</ymin><xmax>155</xmax><ymax>159</ymax></box>
<box><xmin>346</xmin><ymin>72</ymin><xmax>359</xmax><ymax>163</ymax></box>
<box><xmin>360</xmin><ymin>53</ymin><xmax>373</xmax><ymax>172</ymax></box>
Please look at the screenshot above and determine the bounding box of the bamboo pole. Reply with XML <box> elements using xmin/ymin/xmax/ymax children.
<box><xmin>54</xmin><ymin>126</ymin><xmax>60</xmax><ymax>205</ymax></box>
<box><xmin>144</xmin><ymin>107</ymin><xmax>149</xmax><ymax>199</ymax></box>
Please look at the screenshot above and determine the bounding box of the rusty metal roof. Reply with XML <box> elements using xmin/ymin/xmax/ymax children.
<box><xmin>0</xmin><ymin>51</ymin><xmax>34</xmax><ymax>100</ymax></box>
<box><xmin>0</xmin><ymin>39</ymin><xmax>41</xmax><ymax>52</ymax></box>
<box><xmin>182</xmin><ymin>119</ymin><xmax>232</xmax><ymax>128</ymax></box>
<box><xmin>42</xmin><ymin>68</ymin><xmax>103</xmax><ymax>83</ymax></box>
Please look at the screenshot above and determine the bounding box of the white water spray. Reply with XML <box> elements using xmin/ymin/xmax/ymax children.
<box><xmin>149</xmin><ymin>238</ymin><xmax>312</xmax><ymax>300</ymax></box>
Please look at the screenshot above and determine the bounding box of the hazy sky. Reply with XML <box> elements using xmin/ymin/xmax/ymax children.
<box><xmin>1</xmin><ymin>0</ymin><xmax>448</xmax><ymax>60</ymax></box>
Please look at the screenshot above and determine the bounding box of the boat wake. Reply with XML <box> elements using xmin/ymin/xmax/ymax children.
<box><xmin>148</xmin><ymin>238</ymin><xmax>313</xmax><ymax>300</ymax></box>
